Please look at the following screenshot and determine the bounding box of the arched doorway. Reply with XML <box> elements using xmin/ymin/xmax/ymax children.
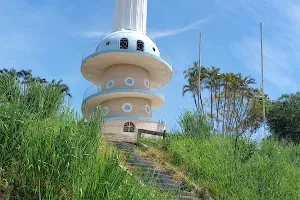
<box><xmin>123</xmin><ymin>122</ymin><xmax>135</xmax><ymax>132</ymax></box>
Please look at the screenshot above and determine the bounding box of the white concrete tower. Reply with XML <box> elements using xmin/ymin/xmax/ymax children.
<box><xmin>81</xmin><ymin>0</ymin><xmax>172</xmax><ymax>135</ymax></box>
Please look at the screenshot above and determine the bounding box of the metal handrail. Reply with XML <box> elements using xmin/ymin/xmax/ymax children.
<box><xmin>82</xmin><ymin>85</ymin><xmax>101</xmax><ymax>100</ymax></box>
<box><xmin>82</xmin><ymin>87</ymin><xmax>165</xmax><ymax>102</ymax></box>
<box><xmin>82</xmin><ymin>80</ymin><xmax>166</xmax><ymax>101</ymax></box>
<box><xmin>101</xmin><ymin>30</ymin><xmax>158</xmax><ymax>42</ymax></box>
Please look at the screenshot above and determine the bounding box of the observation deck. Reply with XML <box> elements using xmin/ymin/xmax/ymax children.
<box><xmin>81</xmin><ymin>30</ymin><xmax>172</xmax><ymax>90</ymax></box>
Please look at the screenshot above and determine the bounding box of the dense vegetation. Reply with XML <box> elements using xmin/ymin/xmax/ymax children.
<box><xmin>0</xmin><ymin>70</ymin><xmax>165</xmax><ymax>199</ymax></box>
<box><xmin>167</xmin><ymin>133</ymin><xmax>300</xmax><ymax>200</ymax></box>
<box><xmin>170</xmin><ymin>63</ymin><xmax>300</xmax><ymax>199</ymax></box>
<box><xmin>267</xmin><ymin>92</ymin><xmax>300</xmax><ymax>144</ymax></box>
<box><xmin>141</xmin><ymin>110</ymin><xmax>300</xmax><ymax>200</ymax></box>
<box><xmin>1</xmin><ymin>58</ymin><xmax>299</xmax><ymax>200</ymax></box>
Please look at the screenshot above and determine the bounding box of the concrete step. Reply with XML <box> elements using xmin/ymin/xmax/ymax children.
<box><xmin>105</xmin><ymin>138</ymin><xmax>199</xmax><ymax>199</ymax></box>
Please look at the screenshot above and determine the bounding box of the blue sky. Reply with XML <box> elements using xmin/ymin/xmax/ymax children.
<box><xmin>1</xmin><ymin>0</ymin><xmax>300</xmax><ymax>134</ymax></box>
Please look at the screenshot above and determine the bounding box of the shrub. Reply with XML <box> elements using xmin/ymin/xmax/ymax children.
<box><xmin>177</xmin><ymin>109</ymin><xmax>210</xmax><ymax>138</ymax></box>
<box><xmin>267</xmin><ymin>92</ymin><xmax>300</xmax><ymax>144</ymax></box>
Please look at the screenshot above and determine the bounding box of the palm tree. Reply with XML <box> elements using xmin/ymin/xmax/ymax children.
<box><xmin>198</xmin><ymin>65</ymin><xmax>207</xmax><ymax>112</ymax></box>
<box><xmin>215</xmin><ymin>73</ymin><xmax>223</xmax><ymax>133</ymax></box>
<box><xmin>221</xmin><ymin>73</ymin><xmax>233</xmax><ymax>134</ymax></box>
<box><xmin>0</xmin><ymin>68</ymin><xmax>71</xmax><ymax>97</ymax></box>
<box><xmin>50</xmin><ymin>79</ymin><xmax>72</xmax><ymax>97</ymax></box>
<box><xmin>204</xmin><ymin>66</ymin><xmax>220</xmax><ymax>130</ymax></box>
<box><xmin>182</xmin><ymin>82</ymin><xmax>198</xmax><ymax>109</ymax></box>
<box><xmin>183</xmin><ymin>62</ymin><xmax>207</xmax><ymax>112</ymax></box>
<box><xmin>183</xmin><ymin>65</ymin><xmax>199</xmax><ymax>109</ymax></box>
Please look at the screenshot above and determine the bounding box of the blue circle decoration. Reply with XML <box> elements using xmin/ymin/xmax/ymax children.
<box><xmin>125</xmin><ymin>77</ymin><xmax>134</xmax><ymax>86</ymax></box>
<box><xmin>145</xmin><ymin>104</ymin><xmax>151</xmax><ymax>113</ymax></box>
<box><xmin>106</xmin><ymin>80</ymin><xmax>114</xmax><ymax>88</ymax></box>
<box><xmin>127</xmin><ymin>79</ymin><xmax>133</xmax><ymax>84</ymax></box>
<box><xmin>122</xmin><ymin>103</ymin><xmax>132</xmax><ymax>112</ymax></box>
<box><xmin>103</xmin><ymin>107</ymin><xmax>109</xmax><ymax>116</ymax></box>
<box><xmin>144</xmin><ymin>79</ymin><xmax>149</xmax><ymax>88</ymax></box>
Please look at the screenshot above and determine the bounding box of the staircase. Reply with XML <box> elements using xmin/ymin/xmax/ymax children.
<box><xmin>104</xmin><ymin>133</ymin><xmax>199</xmax><ymax>200</ymax></box>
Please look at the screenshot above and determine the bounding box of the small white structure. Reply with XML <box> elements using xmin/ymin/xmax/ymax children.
<box><xmin>113</xmin><ymin>0</ymin><xmax>148</xmax><ymax>34</ymax></box>
<box><xmin>81</xmin><ymin>0</ymin><xmax>172</xmax><ymax>136</ymax></box>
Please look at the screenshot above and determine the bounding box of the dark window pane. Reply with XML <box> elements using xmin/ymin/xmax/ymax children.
<box><xmin>120</xmin><ymin>38</ymin><xmax>129</xmax><ymax>49</ymax></box>
<box><xmin>137</xmin><ymin>40</ymin><xmax>144</xmax><ymax>51</ymax></box>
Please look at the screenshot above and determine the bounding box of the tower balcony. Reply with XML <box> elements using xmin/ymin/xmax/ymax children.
<box><xmin>81</xmin><ymin>30</ymin><xmax>172</xmax><ymax>89</ymax></box>
<box><xmin>81</xmin><ymin>85</ymin><xmax>165</xmax><ymax>117</ymax></box>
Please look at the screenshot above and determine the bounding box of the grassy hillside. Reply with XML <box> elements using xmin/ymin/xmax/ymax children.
<box><xmin>140</xmin><ymin>111</ymin><xmax>300</xmax><ymax>200</ymax></box>
<box><xmin>0</xmin><ymin>75</ymin><xmax>166</xmax><ymax>199</ymax></box>
<box><xmin>166</xmin><ymin>135</ymin><xmax>300</xmax><ymax>200</ymax></box>
<box><xmin>141</xmin><ymin>134</ymin><xmax>300</xmax><ymax>200</ymax></box>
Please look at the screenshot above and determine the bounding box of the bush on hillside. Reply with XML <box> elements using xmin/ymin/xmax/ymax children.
<box><xmin>177</xmin><ymin>109</ymin><xmax>210</xmax><ymax>138</ymax></box>
<box><xmin>0</xmin><ymin>72</ymin><xmax>165</xmax><ymax>199</ymax></box>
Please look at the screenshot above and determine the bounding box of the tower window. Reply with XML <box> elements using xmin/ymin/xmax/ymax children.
<box><xmin>120</xmin><ymin>38</ymin><xmax>128</xmax><ymax>49</ymax></box>
<box><xmin>123</xmin><ymin>122</ymin><xmax>135</xmax><ymax>132</ymax></box>
<box><xmin>137</xmin><ymin>40</ymin><xmax>144</xmax><ymax>51</ymax></box>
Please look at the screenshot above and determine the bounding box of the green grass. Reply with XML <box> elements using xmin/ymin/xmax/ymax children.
<box><xmin>166</xmin><ymin>135</ymin><xmax>300</xmax><ymax>200</ymax></box>
<box><xmin>142</xmin><ymin>135</ymin><xmax>300</xmax><ymax>200</ymax></box>
<box><xmin>0</xmin><ymin>75</ymin><xmax>167</xmax><ymax>199</ymax></box>
<box><xmin>141</xmin><ymin>109</ymin><xmax>300</xmax><ymax>200</ymax></box>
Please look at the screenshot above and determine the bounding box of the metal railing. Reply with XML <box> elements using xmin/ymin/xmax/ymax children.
<box><xmin>82</xmin><ymin>81</ymin><xmax>166</xmax><ymax>101</ymax></box>
<box><xmin>81</xmin><ymin>39</ymin><xmax>172</xmax><ymax>67</ymax></box>
<box><xmin>82</xmin><ymin>85</ymin><xmax>101</xmax><ymax>100</ymax></box>
<box><xmin>137</xmin><ymin>129</ymin><xmax>167</xmax><ymax>143</ymax></box>
<box><xmin>101</xmin><ymin>31</ymin><xmax>159</xmax><ymax>44</ymax></box>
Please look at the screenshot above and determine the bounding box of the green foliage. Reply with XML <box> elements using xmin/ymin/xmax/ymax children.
<box><xmin>177</xmin><ymin>109</ymin><xmax>210</xmax><ymax>138</ymax></box>
<box><xmin>0</xmin><ymin>72</ymin><xmax>165</xmax><ymax>199</ymax></box>
<box><xmin>164</xmin><ymin>109</ymin><xmax>300</xmax><ymax>199</ymax></box>
<box><xmin>166</xmin><ymin>135</ymin><xmax>300</xmax><ymax>200</ymax></box>
<box><xmin>0</xmin><ymin>68</ymin><xmax>71</xmax><ymax>97</ymax></box>
<box><xmin>182</xmin><ymin>63</ymin><xmax>270</xmax><ymax>136</ymax></box>
<box><xmin>267</xmin><ymin>92</ymin><xmax>300</xmax><ymax>143</ymax></box>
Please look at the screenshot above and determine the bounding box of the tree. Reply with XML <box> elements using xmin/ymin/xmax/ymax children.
<box><xmin>221</xmin><ymin>73</ymin><xmax>235</xmax><ymax>134</ymax></box>
<box><xmin>0</xmin><ymin>68</ymin><xmax>71</xmax><ymax>97</ymax></box>
<box><xmin>267</xmin><ymin>92</ymin><xmax>300</xmax><ymax>143</ymax></box>
<box><xmin>183</xmin><ymin>62</ymin><xmax>206</xmax><ymax>112</ymax></box>
<box><xmin>204</xmin><ymin>66</ymin><xmax>220</xmax><ymax>130</ymax></box>
<box><xmin>182</xmin><ymin>63</ymin><xmax>269</xmax><ymax>137</ymax></box>
<box><xmin>0</xmin><ymin>68</ymin><xmax>72</xmax><ymax>119</ymax></box>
